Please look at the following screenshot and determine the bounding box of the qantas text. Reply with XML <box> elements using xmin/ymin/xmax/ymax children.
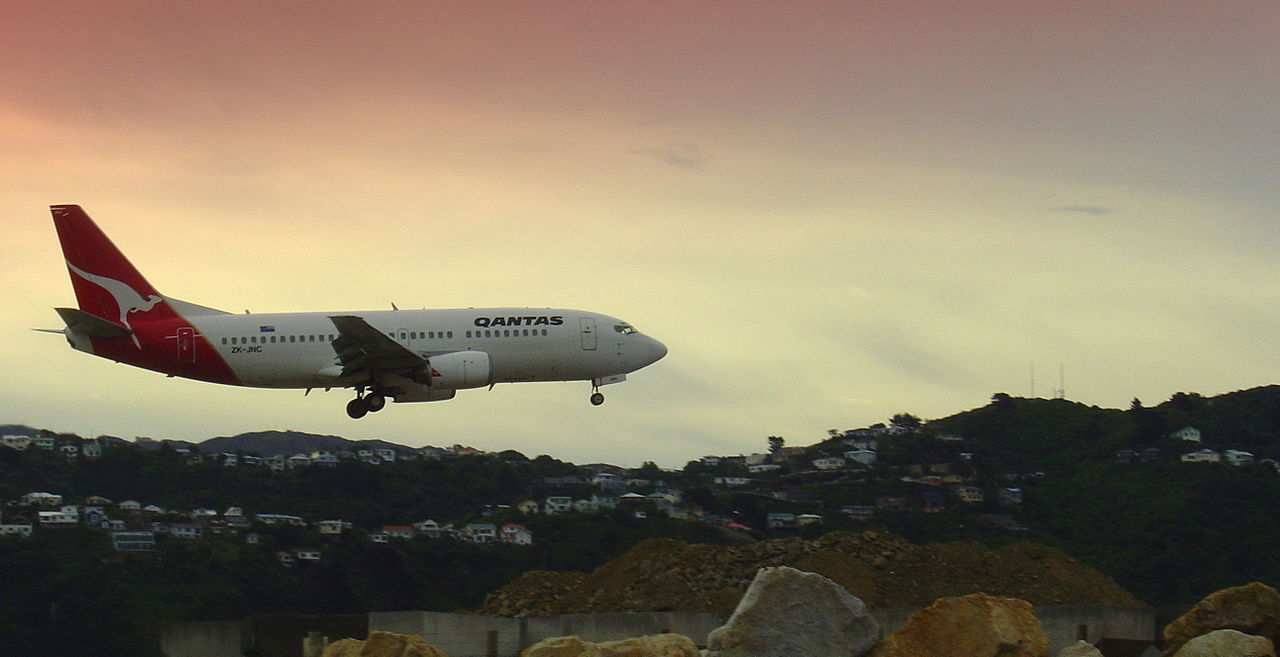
<box><xmin>473</xmin><ymin>315</ymin><xmax>564</xmax><ymax>328</ymax></box>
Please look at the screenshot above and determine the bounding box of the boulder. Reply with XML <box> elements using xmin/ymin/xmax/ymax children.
<box><xmin>598</xmin><ymin>634</ymin><xmax>700</xmax><ymax>657</ymax></box>
<box><xmin>520</xmin><ymin>634</ymin><xmax>699</xmax><ymax>657</ymax></box>
<box><xmin>704</xmin><ymin>566</ymin><xmax>880</xmax><ymax>657</ymax></box>
<box><xmin>869</xmin><ymin>593</ymin><xmax>1049</xmax><ymax>657</ymax></box>
<box><xmin>1057</xmin><ymin>640</ymin><xmax>1103</xmax><ymax>657</ymax></box>
<box><xmin>1163</xmin><ymin>582</ymin><xmax>1280</xmax><ymax>656</ymax></box>
<box><xmin>320</xmin><ymin>631</ymin><xmax>448</xmax><ymax>657</ymax></box>
<box><xmin>1170</xmin><ymin>629</ymin><xmax>1275</xmax><ymax>657</ymax></box>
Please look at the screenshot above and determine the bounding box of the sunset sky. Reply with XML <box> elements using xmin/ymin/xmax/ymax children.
<box><xmin>2</xmin><ymin>2</ymin><xmax>1277</xmax><ymax>467</ymax></box>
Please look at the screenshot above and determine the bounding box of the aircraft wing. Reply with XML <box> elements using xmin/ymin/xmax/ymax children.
<box><xmin>328</xmin><ymin>315</ymin><xmax>425</xmax><ymax>378</ymax></box>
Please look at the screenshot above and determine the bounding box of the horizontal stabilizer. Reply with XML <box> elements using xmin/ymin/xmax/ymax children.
<box><xmin>54</xmin><ymin>307</ymin><xmax>133</xmax><ymax>338</ymax></box>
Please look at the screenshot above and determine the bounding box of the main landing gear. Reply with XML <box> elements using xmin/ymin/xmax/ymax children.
<box><xmin>590</xmin><ymin>386</ymin><xmax>605</xmax><ymax>407</ymax></box>
<box><xmin>346</xmin><ymin>387</ymin><xmax>387</xmax><ymax>419</ymax></box>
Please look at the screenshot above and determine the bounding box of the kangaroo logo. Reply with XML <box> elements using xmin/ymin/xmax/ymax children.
<box><xmin>66</xmin><ymin>261</ymin><xmax>163</xmax><ymax>348</ymax></box>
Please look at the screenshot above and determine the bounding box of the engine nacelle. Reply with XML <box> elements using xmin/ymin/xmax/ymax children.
<box><xmin>411</xmin><ymin>351</ymin><xmax>491</xmax><ymax>389</ymax></box>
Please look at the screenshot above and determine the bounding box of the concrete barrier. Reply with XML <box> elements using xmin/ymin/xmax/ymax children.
<box><xmin>164</xmin><ymin>605</ymin><xmax>1160</xmax><ymax>657</ymax></box>
<box><xmin>159</xmin><ymin>621</ymin><xmax>243</xmax><ymax>657</ymax></box>
<box><xmin>370</xmin><ymin>611</ymin><xmax>523</xmax><ymax>657</ymax></box>
<box><xmin>1035</xmin><ymin>605</ymin><xmax>1157</xmax><ymax>654</ymax></box>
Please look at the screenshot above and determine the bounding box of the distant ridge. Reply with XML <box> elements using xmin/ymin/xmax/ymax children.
<box><xmin>198</xmin><ymin>430</ymin><xmax>416</xmax><ymax>457</ymax></box>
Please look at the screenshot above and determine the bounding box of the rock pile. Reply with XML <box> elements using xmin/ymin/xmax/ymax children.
<box><xmin>477</xmin><ymin>529</ymin><xmax>1142</xmax><ymax>618</ymax></box>
<box><xmin>1162</xmin><ymin>582</ymin><xmax>1280</xmax><ymax>656</ymax></box>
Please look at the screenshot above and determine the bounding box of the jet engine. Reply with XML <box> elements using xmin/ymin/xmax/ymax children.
<box><xmin>410</xmin><ymin>350</ymin><xmax>491</xmax><ymax>389</ymax></box>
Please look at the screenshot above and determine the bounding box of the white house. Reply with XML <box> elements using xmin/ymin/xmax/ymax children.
<box><xmin>1172</xmin><ymin>426</ymin><xmax>1202</xmax><ymax>443</ymax></box>
<box><xmin>713</xmin><ymin>476</ymin><xmax>751</xmax><ymax>487</ymax></box>
<box><xmin>1224</xmin><ymin>449</ymin><xmax>1254</xmax><ymax>466</ymax></box>
<box><xmin>1181</xmin><ymin>448</ymin><xmax>1220</xmax><ymax>463</ymax></box>
<box><xmin>748</xmin><ymin>464</ymin><xmax>781</xmax><ymax>474</ymax></box>
<box><xmin>316</xmin><ymin>520</ymin><xmax>349</xmax><ymax>535</ymax></box>
<box><xmin>844</xmin><ymin>449</ymin><xmax>878</xmax><ymax>465</ymax></box>
<box><xmin>544</xmin><ymin>496</ymin><xmax>573</xmax><ymax>514</ymax></box>
<box><xmin>21</xmin><ymin>492</ymin><xmax>63</xmax><ymax>508</ymax></box>
<box><xmin>1</xmin><ymin>435</ymin><xmax>31</xmax><ymax>450</ymax></box>
<box><xmin>375</xmin><ymin>448</ymin><xmax>397</xmax><ymax>463</ymax></box>
<box><xmin>0</xmin><ymin>523</ymin><xmax>34</xmax><ymax>537</ymax></box>
<box><xmin>38</xmin><ymin>510</ymin><xmax>79</xmax><ymax>526</ymax></box>
<box><xmin>812</xmin><ymin>457</ymin><xmax>846</xmax><ymax>471</ymax></box>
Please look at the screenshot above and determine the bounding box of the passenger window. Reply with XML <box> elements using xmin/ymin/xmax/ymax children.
<box><xmin>447</xmin><ymin>331</ymin><xmax>453</xmax><ymax>338</ymax></box>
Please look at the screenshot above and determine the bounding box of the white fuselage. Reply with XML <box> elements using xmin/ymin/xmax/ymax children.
<box><xmin>183</xmin><ymin>307</ymin><xmax>666</xmax><ymax>389</ymax></box>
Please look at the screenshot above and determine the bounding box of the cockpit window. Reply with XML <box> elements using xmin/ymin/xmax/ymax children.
<box><xmin>614</xmin><ymin>324</ymin><xmax>638</xmax><ymax>335</ymax></box>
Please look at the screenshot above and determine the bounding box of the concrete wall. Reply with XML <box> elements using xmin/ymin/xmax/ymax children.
<box><xmin>370</xmin><ymin>611</ymin><xmax>522</xmax><ymax>657</ymax></box>
<box><xmin>1035</xmin><ymin>606</ymin><xmax>1157</xmax><ymax>654</ymax></box>
<box><xmin>165</xmin><ymin>606</ymin><xmax>1161</xmax><ymax>657</ymax></box>
<box><xmin>159</xmin><ymin>622</ymin><xmax>243</xmax><ymax>657</ymax></box>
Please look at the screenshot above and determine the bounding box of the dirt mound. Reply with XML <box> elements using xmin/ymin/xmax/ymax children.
<box><xmin>477</xmin><ymin>530</ymin><xmax>1143</xmax><ymax>618</ymax></box>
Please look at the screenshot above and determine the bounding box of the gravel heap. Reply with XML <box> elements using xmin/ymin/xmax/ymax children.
<box><xmin>477</xmin><ymin>529</ymin><xmax>1143</xmax><ymax>618</ymax></box>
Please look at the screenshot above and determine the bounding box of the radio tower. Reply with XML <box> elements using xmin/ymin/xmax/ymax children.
<box><xmin>1053</xmin><ymin>364</ymin><xmax>1066</xmax><ymax>399</ymax></box>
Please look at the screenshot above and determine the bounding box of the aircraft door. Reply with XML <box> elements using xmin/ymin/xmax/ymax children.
<box><xmin>580</xmin><ymin>317</ymin><xmax>598</xmax><ymax>351</ymax></box>
<box><xmin>177</xmin><ymin>327</ymin><xmax>195</xmax><ymax>363</ymax></box>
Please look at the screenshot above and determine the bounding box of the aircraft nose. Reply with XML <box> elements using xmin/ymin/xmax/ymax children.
<box><xmin>644</xmin><ymin>336</ymin><xmax>668</xmax><ymax>366</ymax></box>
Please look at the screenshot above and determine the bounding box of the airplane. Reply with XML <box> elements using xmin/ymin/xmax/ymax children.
<box><xmin>45</xmin><ymin>204</ymin><xmax>667</xmax><ymax>418</ymax></box>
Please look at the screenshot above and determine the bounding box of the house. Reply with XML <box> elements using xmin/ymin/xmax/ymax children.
<box><xmin>955</xmin><ymin>486</ymin><xmax>985</xmax><ymax>503</ymax></box>
<box><xmin>0</xmin><ymin>435</ymin><xmax>31</xmax><ymax>450</ymax></box>
<box><xmin>168</xmin><ymin>524</ymin><xmax>203</xmax><ymax>540</ymax></box>
<box><xmin>500</xmin><ymin>523</ymin><xmax>533</xmax><ymax>545</ymax></box>
<box><xmin>310</xmin><ymin>450</ymin><xmax>339</xmax><ymax>466</ymax></box>
<box><xmin>241</xmin><ymin>455</ymin><xmax>262</xmax><ymax>466</ymax></box>
<box><xmin>713</xmin><ymin>476</ymin><xmax>751</xmax><ymax>487</ymax></box>
<box><xmin>191</xmin><ymin>508</ymin><xmax>218</xmax><ymax>519</ymax></box>
<box><xmin>375</xmin><ymin>448</ymin><xmax>397</xmax><ymax>463</ymax></box>
<box><xmin>368</xmin><ymin>532</ymin><xmax>390</xmax><ymax>543</ymax></box>
<box><xmin>870</xmin><ymin>496</ymin><xmax>911</xmax><ymax>512</ymax></box>
<box><xmin>384</xmin><ymin>525</ymin><xmax>414</xmax><ymax>540</ymax></box>
<box><xmin>413</xmin><ymin>520</ymin><xmax>442</xmax><ymax>538</ymax></box>
<box><xmin>39</xmin><ymin>510</ymin><xmax>80</xmax><ymax>526</ymax></box>
<box><xmin>766</xmin><ymin>512</ymin><xmax>796</xmax><ymax>529</ymax></box>
<box><xmin>288</xmin><ymin>454</ymin><xmax>312</xmax><ymax>469</ymax></box>
<box><xmin>0</xmin><ymin>523</ymin><xmax>34</xmax><ymax>537</ymax></box>
<box><xmin>842</xmin><ymin>505</ymin><xmax>876</xmax><ymax>521</ymax></box>
<box><xmin>700</xmin><ymin>455</ymin><xmax>722</xmax><ymax>467</ymax></box>
<box><xmin>266</xmin><ymin>455</ymin><xmax>287</xmax><ymax>471</ymax></box>
<box><xmin>516</xmin><ymin>500</ymin><xmax>540</xmax><ymax>514</ymax></box>
<box><xmin>221</xmin><ymin>453</ymin><xmax>238</xmax><ymax>467</ymax></box>
<box><xmin>796</xmin><ymin>513</ymin><xmax>823</xmax><ymax>527</ymax></box>
<box><xmin>277</xmin><ymin>551</ymin><xmax>296</xmax><ymax>565</ymax></box>
<box><xmin>1181</xmin><ymin>449</ymin><xmax>1220</xmax><ymax>463</ymax></box>
<box><xmin>21</xmin><ymin>492</ymin><xmax>63</xmax><ymax>508</ymax></box>
<box><xmin>1115</xmin><ymin>449</ymin><xmax>1137</xmax><ymax>464</ymax></box>
<box><xmin>295</xmin><ymin>549</ymin><xmax>322</xmax><ymax>562</ymax></box>
<box><xmin>60</xmin><ymin>444</ymin><xmax>80</xmax><ymax>458</ymax></box>
<box><xmin>573</xmin><ymin>499</ymin><xmax>597</xmax><ymax>513</ymax></box>
<box><xmin>316</xmin><ymin>520</ymin><xmax>349</xmax><ymax>535</ymax></box>
<box><xmin>843</xmin><ymin>449</ymin><xmax>877</xmax><ymax>465</ymax></box>
<box><xmin>112</xmin><ymin>531</ymin><xmax>157</xmax><ymax>552</ymax></box>
<box><xmin>33</xmin><ymin>436</ymin><xmax>56</xmax><ymax>450</ymax></box>
<box><xmin>117</xmin><ymin>499</ymin><xmax>142</xmax><ymax>513</ymax></box>
<box><xmin>1172</xmin><ymin>426</ymin><xmax>1202</xmax><ymax>443</ymax></box>
<box><xmin>998</xmin><ymin>487</ymin><xmax>1023</xmax><ymax>505</ymax></box>
<box><xmin>812</xmin><ymin>457</ymin><xmax>846</xmax><ymax>471</ymax></box>
<box><xmin>142</xmin><ymin>504</ymin><xmax>165</xmax><ymax>515</ymax></box>
<box><xmin>544</xmin><ymin>496</ymin><xmax>573</xmax><ymax>514</ymax></box>
<box><xmin>464</xmin><ymin>523</ymin><xmax>497</xmax><ymax>543</ymax></box>
<box><xmin>82</xmin><ymin>442</ymin><xmax>103</xmax><ymax>458</ymax></box>
<box><xmin>256</xmin><ymin>513</ymin><xmax>306</xmax><ymax>526</ymax></box>
<box><xmin>1140</xmin><ymin>448</ymin><xmax>1161</xmax><ymax>462</ymax></box>
<box><xmin>748</xmin><ymin>464</ymin><xmax>781</xmax><ymax>474</ymax></box>
<box><xmin>1224</xmin><ymin>449</ymin><xmax>1255</xmax><ymax>466</ymax></box>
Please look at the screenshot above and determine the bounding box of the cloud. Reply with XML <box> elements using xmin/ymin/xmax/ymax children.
<box><xmin>1051</xmin><ymin>205</ymin><xmax>1112</xmax><ymax>216</ymax></box>
<box><xmin>629</xmin><ymin>142</ymin><xmax>705</xmax><ymax>170</ymax></box>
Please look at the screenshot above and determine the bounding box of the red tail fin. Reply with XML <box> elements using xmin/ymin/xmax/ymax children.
<box><xmin>51</xmin><ymin>205</ymin><xmax>166</xmax><ymax>325</ymax></box>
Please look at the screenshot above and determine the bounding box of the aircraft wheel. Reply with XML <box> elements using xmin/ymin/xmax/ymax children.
<box><xmin>366</xmin><ymin>392</ymin><xmax>386</xmax><ymax>412</ymax></box>
<box><xmin>590</xmin><ymin>392</ymin><xmax>605</xmax><ymax>406</ymax></box>
<box><xmin>346</xmin><ymin>398</ymin><xmax>369</xmax><ymax>419</ymax></box>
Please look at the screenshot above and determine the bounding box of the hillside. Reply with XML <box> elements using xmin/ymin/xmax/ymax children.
<box><xmin>4</xmin><ymin>385</ymin><xmax>1280</xmax><ymax>655</ymax></box>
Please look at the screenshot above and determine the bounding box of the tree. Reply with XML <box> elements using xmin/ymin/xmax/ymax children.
<box><xmin>767</xmin><ymin>436</ymin><xmax>785</xmax><ymax>454</ymax></box>
<box><xmin>890</xmin><ymin>413</ymin><xmax>923</xmax><ymax>431</ymax></box>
